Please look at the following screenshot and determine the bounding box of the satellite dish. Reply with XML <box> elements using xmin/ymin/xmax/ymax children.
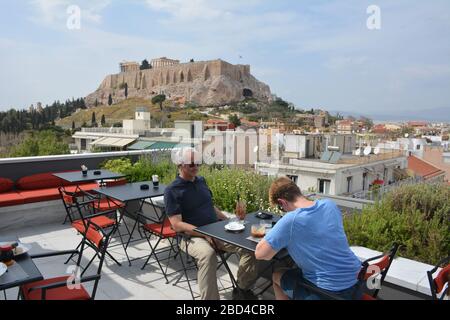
<box><xmin>355</xmin><ymin>148</ymin><xmax>361</xmax><ymax>156</ymax></box>
<box><xmin>374</xmin><ymin>147</ymin><xmax>380</xmax><ymax>155</ymax></box>
<box><xmin>364</xmin><ymin>146</ymin><xmax>372</xmax><ymax>156</ymax></box>
<box><xmin>405</xmin><ymin>133</ymin><xmax>409</xmax><ymax>138</ymax></box>
<box><xmin>253</xmin><ymin>146</ymin><xmax>259</xmax><ymax>153</ymax></box>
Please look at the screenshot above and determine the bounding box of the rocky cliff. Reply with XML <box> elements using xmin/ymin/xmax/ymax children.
<box><xmin>85</xmin><ymin>59</ymin><xmax>271</xmax><ymax>107</ymax></box>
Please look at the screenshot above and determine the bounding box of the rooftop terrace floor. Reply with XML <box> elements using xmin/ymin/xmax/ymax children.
<box><xmin>1</xmin><ymin>221</ymin><xmax>276</xmax><ymax>300</ymax></box>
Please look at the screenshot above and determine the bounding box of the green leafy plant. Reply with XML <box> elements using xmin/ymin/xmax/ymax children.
<box><xmin>102</xmin><ymin>157</ymin><xmax>276</xmax><ymax>213</ymax></box>
<box><xmin>344</xmin><ymin>183</ymin><xmax>450</xmax><ymax>265</ymax></box>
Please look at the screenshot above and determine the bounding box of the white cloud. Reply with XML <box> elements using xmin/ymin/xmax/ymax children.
<box><xmin>403</xmin><ymin>65</ymin><xmax>450</xmax><ymax>79</ymax></box>
<box><xmin>145</xmin><ymin>0</ymin><xmax>225</xmax><ymax>20</ymax></box>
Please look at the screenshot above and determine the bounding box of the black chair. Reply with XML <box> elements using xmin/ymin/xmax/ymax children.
<box><xmin>59</xmin><ymin>188</ymin><xmax>123</xmax><ymax>271</ymax></box>
<box><xmin>427</xmin><ymin>256</ymin><xmax>450</xmax><ymax>300</ymax></box>
<box><xmin>358</xmin><ymin>242</ymin><xmax>400</xmax><ymax>300</ymax></box>
<box><xmin>19</xmin><ymin>214</ymin><xmax>116</xmax><ymax>300</ymax></box>
<box><xmin>292</xmin><ymin>243</ymin><xmax>400</xmax><ymax>300</ymax></box>
<box><xmin>140</xmin><ymin>207</ymin><xmax>179</xmax><ymax>284</ymax></box>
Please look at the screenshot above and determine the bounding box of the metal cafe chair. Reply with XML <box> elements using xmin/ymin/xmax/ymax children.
<box><xmin>293</xmin><ymin>242</ymin><xmax>400</xmax><ymax>300</ymax></box>
<box><xmin>19</xmin><ymin>215</ymin><xmax>116</xmax><ymax>300</ymax></box>
<box><xmin>140</xmin><ymin>207</ymin><xmax>179</xmax><ymax>284</ymax></box>
<box><xmin>427</xmin><ymin>256</ymin><xmax>450</xmax><ymax>300</ymax></box>
<box><xmin>58</xmin><ymin>187</ymin><xmax>122</xmax><ymax>270</ymax></box>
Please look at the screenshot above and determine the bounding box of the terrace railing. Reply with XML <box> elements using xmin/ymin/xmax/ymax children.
<box><xmin>351</xmin><ymin>176</ymin><xmax>425</xmax><ymax>201</ymax></box>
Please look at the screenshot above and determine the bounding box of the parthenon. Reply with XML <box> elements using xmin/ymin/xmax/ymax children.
<box><xmin>151</xmin><ymin>57</ymin><xmax>180</xmax><ymax>68</ymax></box>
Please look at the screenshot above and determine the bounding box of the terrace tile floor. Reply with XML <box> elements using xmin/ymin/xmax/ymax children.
<box><xmin>1</xmin><ymin>221</ymin><xmax>275</xmax><ymax>300</ymax></box>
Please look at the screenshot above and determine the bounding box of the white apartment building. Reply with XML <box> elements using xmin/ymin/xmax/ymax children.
<box><xmin>256</xmin><ymin>151</ymin><xmax>407</xmax><ymax>196</ymax></box>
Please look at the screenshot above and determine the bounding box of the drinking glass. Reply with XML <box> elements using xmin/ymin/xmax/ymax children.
<box><xmin>235</xmin><ymin>199</ymin><xmax>247</xmax><ymax>223</ymax></box>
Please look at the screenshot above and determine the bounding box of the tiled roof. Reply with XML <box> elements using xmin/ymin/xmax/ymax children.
<box><xmin>407</xmin><ymin>155</ymin><xmax>445</xmax><ymax>179</ymax></box>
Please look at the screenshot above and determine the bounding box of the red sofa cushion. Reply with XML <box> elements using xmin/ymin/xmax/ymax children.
<box><xmin>0</xmin><ymin>192</ymin><xmax>25</xmax><ymax>207</ymax></box>
<box><xmin>0</xmin><ymin>183</ymin><xmax>99</xmax><ymax>207</ymax></box>
<box><xmin>0</xmin><ymin>178</ymin><xmax>14</xmax><ymax>193</ymax></box>
<box><xmin>17</xmin><ymin>188</ymin><xmax>61</xmax><ymax>204</ymax></box>
<box><xmin>15</xmin><ymin>172</ymin><xmax>78</xmax><ymax>190</ymax></box>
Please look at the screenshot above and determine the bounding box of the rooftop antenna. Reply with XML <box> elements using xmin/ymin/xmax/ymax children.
<box><xmin>355</xmin><ymin>148</ymin><xmax>362</xmax><ymax>156</ymax></box>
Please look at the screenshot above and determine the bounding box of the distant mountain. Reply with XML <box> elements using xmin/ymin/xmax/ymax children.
<box><xmin>329</xmin><ymin>107</ymin><xmax>450</xmax><ymax>123</ymax></box>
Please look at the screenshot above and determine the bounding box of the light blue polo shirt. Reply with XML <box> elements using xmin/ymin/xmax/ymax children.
<box><xmin>265</xmin><ymin>199</ymin><xmax>361</xmax><ymax>291</ymax></box>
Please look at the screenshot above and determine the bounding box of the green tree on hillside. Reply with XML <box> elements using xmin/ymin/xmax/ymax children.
<box><xmin>108</xmin><ymin>94</ymin><xmax>113</xmax><ymax>106</ymax></box>
<box><xmin>91</xmin><ymin>112</ymin><xmax>97</xmax><ymax>127</ymax></box>
<box><xmin>140</xmin><ymin>59</ymin><xmax>151</xmax><ymax>70</ymax></box>
<box><xmin>101</xmin><ymin>114</ymin><xmax>106</xmax><ymax>126</ymax></box>
<box><xmin>152</xmin><ymin>94</ymin><xmax>166</xmax><ymax>112</ymax></box>
<box><xmin>71</xmin><ymin>121</ymin><xmax>75</xmax><ymax>130</ymax></box>
<box><xmin>124</xmin><ymin>83</ymin><xmax>128</xmax><ymax>99</ymax></box>
<box><xmin>9</xmin><ymin>130</ymin><xmax>70</xmax><ymax>157</ymax></box>
<box><xmin>229</xmin><ymin>114</ymin><xmax>241</xmax><ymax>127</ymax></box>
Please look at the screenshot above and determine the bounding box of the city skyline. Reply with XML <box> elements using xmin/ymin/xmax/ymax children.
<box><xmin>1</xmin><ymin>0</ymin><xmax>450</xmax><ymax>121</ymax></box>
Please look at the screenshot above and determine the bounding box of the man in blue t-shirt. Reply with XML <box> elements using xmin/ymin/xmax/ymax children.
<box><xmin>255</xmin><ymin>177</ymin><xmax>363</xmax><ymax>300</ymax></box>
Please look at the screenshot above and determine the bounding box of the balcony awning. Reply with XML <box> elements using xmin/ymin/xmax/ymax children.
<box><xmin>91</xmin><ymin>137</ymin><xmax>136</xmax><ymax>148</ymax></box>
<box><xmin>127</xmin><ymin>141</ymin><xmax>156</xmax><ymax>150</ymax></box>
<box><xmin>148</xmin><ymin>142</ymin><xmax>191</xmax><ymax>150</ymax></box>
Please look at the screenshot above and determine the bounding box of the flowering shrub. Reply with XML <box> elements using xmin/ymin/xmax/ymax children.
<box><xmin>199</xmin><ymin>166</ymin><xmax>275</xmax><ymax>213</ymax></box>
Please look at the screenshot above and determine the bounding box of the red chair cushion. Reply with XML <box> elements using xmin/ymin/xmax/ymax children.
<box><xmin>71</xmin><ymin>222</ymin><xmax>105</xmax><ymax>248</ymax></box>
<box><xmin>0</xmin><ymin>178</ymin><xmax>14</xmax><ymax>193</ymax></box>
<box><xmin>434</xmin><ymin>265</ymin><xmax>450</xmax><ymax>294</ymax></box>
<box><xmin>362</xmin><ymin>255</ymin><xmax>390</xmax><ymax>280</ymax></box>
<box><xmin>361</xmin><ymin>293</ymin><xmax>376</xmax><ymax>300</ymax></box>
<box><xmin>21</xmin><ymin>276</ymin><xmax>91</xmax><ymax>300</ymax></box>
<box><xmin>144</xmin><ymin>219</ymin><xmax>176</xmax><ymax>238</ymax></box>
<box><xmin>72</xmin><ymin>215</ymin><xmax>116</xmax><ymax>231</ymax></box>
<box><xmin>0</xmin><ymin>192</ymin><xmax>24</xmax><ymax>207</ymax></box>
<box><xmin>90</xmin><ymin>198</ymin><xmax>125</xmax><ymax>211</ymax></box>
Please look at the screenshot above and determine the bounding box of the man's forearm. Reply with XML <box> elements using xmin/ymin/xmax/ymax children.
<box><xmin>175</xmin><ymin>221</ymin><xmax>208</xmax><ymax>238</ymax></box>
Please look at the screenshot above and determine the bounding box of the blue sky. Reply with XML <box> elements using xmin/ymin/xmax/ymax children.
<box><xmin>1</xmin><ymin>0</ymin><xmax>449</xmax><ymax>119</ymax></box>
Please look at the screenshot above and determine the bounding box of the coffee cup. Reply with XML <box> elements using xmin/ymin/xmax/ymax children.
<box><xmin>152</xmin><ymin>175</ymin><xmax>159</xmax><ymax>188</ymax></box>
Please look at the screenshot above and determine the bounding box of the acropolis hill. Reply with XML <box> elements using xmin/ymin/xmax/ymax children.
<box><xmin>85</xmin><ymin>57</ymin><xmax>272</xmax><ymax>107</ymax></box>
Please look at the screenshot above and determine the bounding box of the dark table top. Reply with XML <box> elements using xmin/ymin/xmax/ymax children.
<box><xmin>195</xmin><ymin>212</ymin><xmax>281</xmax><ymax>253</ymax></box>
<box><xmin>53</xmin><ymin>169</ymin><xmax>126</xmax><ymax>184</ymax></box>
<box><xmin>0</xmin><ymin>237</ymin><xmax>43</xmax><ymax>291</ymax></box>
<box><xmin>93</xmin><ymin>181</ymin><xmax>167</xmax><ymax>202</ymax></box>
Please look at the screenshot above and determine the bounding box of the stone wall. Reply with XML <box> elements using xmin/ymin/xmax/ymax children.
<box><xmin>86</xmin><ymin>59</ymin><xmax>271</xmax><ymax>107</ymax></box>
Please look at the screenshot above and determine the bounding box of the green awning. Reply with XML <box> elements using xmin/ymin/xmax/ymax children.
<box><xmin>128</xmin><ymin>140</ymin><xmax>191</xmax><ymax>151</ymax></box>
<box><xmin>127</xmin><ymin>141</ymin><xmax>156</xmax><ymax>150</ymax></box>
<box><xmin>148</xmin><ymin>142</ymin><xmax>190</xmax><ymax>150</ymax></box>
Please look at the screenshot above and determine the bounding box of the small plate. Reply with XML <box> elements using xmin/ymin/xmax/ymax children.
<box><xmin>0</xmin><ymin>262</ymin><xmax>7</xmax><ymax>277</ymax></box>
<box><xmin>225</xmin><ymin>222</ymin><xmax>245</xmax><ymax>232</ymax></box>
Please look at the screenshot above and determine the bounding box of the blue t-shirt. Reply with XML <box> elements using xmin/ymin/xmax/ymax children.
<box><xmin>265</xmin><ymin>199</ymin><xmax>361</xmax><ymax>291</ymax></box>
<box><xmin>164</xmin><ymin>176</ymin><xmax>218</xmax><ymax>227</ymax></box>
